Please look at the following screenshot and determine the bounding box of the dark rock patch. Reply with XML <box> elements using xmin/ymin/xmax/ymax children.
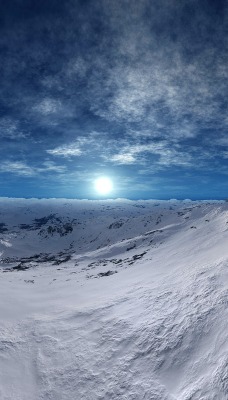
<box><xmin>97</xmin><ymin>270</ymin><xmax>117</xmax><ymax>277</ymax></box>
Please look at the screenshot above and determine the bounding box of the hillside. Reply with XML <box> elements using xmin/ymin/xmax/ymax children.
<box><xmin>0</xmin><ymin>198</ymin><xmax>228</xmax><ymax>399</ymax></box>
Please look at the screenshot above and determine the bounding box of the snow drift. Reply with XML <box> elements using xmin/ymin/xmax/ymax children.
<box><xmin>0</xmin><ymin>198</ymin><xmax>228</xmax><ymax>399</ymax></box>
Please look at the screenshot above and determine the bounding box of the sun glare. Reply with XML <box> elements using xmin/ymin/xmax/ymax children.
<box><xmin>94</xmin><ymin>177</ymin><xmax>113</xmax><ymax>195</ymax></box>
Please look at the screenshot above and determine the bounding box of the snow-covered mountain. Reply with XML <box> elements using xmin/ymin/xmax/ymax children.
<box><xmin>0</xmin><ymin>198</ymin><xmax>228</xmax><ymax>399</ymax></box>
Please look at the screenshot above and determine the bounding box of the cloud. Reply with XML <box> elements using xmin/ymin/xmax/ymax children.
<box><xmin>32</xmin><ymin>98</ymin><xmax>62</xmax><ymax>116</ymax></box>
<box><xmin>41</xmin><ymin>161</ymin><xmax>67</xmax><ymax>173</ymax></box>
<box><xmin>90</xmin><ymin>53</ymin><xmax>227</xmax><ymax>139</ymax></box>
<box><xmin>0</xmin><ymin>160</ymin><xmax>67</xmax><ymax>177</ymax></box>
<box><xmin>46</xmin><ymin>135</ymin><xmax>96</xmax><ymax>157</ymax></box>
<box><xmin>214</xmin><ymin>135</ymin><xmax>228</xmax><ymax>147</ymax></box>
<box><xmin>107</xmin><ymin>142</ymin><xmax>193</xmax><ymax>168</ymax></box>
<box><xmin>0</xmin><ymin>118</ymin><xmax>27</xmax><ymax>139</ymax></box>
<box><xmin>110</xmin><ymin>153</ymin><xmax>137</xmax><ymax>164</ymax></box>
<box><xmin>47</xmin><ymin>144</ymin><xmax>82</xmax><ymax>157</ymax></box>
<box><xmin>0</xmin><ymin>0</ymin><xmax>227</xmax><ymax>195</ymax></box>
<box><xmin>0</xmin><ymin>161</ymin><xmax>35</xmax><ymax>176</ymax></box>
<box><xmin>45</xmin><ymin>129</ymin><xmax>216</xmax><ymax>172</ymax></box>
<box><xmin>46</xmin><ymin>133</ymin><xmax>104</xmax><ymax>158</ymax></box>
<box><xmin>84</xmin><ymin>1</ymin><xmax>228</xmax><ymax>154</ymax></box>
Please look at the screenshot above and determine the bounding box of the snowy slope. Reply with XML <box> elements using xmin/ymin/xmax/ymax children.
<box><xmin>0</xmin><ymin>198</ymin><xmax>228</xmax><ymax>399</ymax></box>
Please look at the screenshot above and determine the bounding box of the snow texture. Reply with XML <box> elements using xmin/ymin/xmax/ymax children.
<box><xmin>0</xmin><ymin>198</ymin><xmax>228</xmax><ymax>399</ymax></box>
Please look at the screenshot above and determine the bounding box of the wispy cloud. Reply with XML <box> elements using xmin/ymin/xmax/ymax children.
<box><xmin>32</xmin><ymin>98</ymin><xmax>62</xmax><ymax>116</ymax></box>
<box><xmin>107</xmin><ymin>142</ymin><xmax>193</xmax><ymax>167</ymax></box>
<box><xmin>0</xmin><ymin>0</ymin><xmax>227</xmax><ymax>197</ymax></box>
<box><xmin>0</xmin><ymin>161</ymin><xmax>67</xmax><ymax>177</ymax></box>
<box><xmin>46</xmin><ymin>135</ymin><xmax>98</xmax><ymax>157</ymax></box>
<box><xmin>0</xmin><ymin>118</ymin><xmax>27</xmax><ymax>139</ymax></box>
<box><xmin>41</xmin><ymin>161</ymin><xmax>67</xmax><ymax>173</ymax></box>
<box><xmin>110</xmin><ymin>153</ymin><xmax>137</xmax><ymax>164</ymax></box>
<box><xmin>47</xmin><ymin>144</ymin><xmax>82</xmax><ymax>157</ymax></box>
<box><xmin>0</xmin><ymin>161</ymin><xmax>35</xmax><ymax>176</ymax></box>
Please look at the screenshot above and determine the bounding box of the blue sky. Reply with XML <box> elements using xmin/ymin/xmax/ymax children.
<box><xmin>0</xmin><ymin>0</ymin><xmax>227</xmax><ymax>199</ymax></box>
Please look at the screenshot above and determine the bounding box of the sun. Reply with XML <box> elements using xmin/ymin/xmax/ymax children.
<box><xmin>94</xmin><ymin>177</ymin><xmax>113</xmax><ymax>195</ymax></box>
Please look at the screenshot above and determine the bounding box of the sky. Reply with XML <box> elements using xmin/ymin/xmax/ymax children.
<box><xmin>0</xmin><ymin>0</ymin><xmax>227</xmax><ymax>199</ymax></box>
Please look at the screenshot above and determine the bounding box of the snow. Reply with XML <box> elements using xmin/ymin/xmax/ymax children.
<box><xmin>0</xmin><ymin>199</ymin><xmax>228</xmax><ymax>399</ymax></box>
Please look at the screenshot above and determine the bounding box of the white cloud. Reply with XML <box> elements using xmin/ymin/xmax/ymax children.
<box><xmin>0</xmin><ymin>161</ymin><xmax>35</xmax><ymax>176</ymax></box>
<box><xmin>46</xmin><ymin>143</ymin><xmax>82</xmax><ymax>157</ymax></box>
<box><xmin>108</xmin><ymin>142</ymin><xmax>192</xmax><ymax>167</ymax></box>
<box><xmin>88</xmin><ymin>22</ymin><xmax>227</xmax><ymax>142</ymax></box>
<box><xmin>46</xmin><ymin>134</ymin><xmax>101</xmax><ymax>158</ymax></box>
<box><xmin>222</xmin><ymin>152</ymin><xmax>228</xmax><ymax>159</ymax></box>
<box><xmin>214</xmin><ymin>135</ymin><xmax>228</xmax><ymax>146</ymax></box>
<box><xmin>33</xmin><ymin>98</ymin><xmax>61</xmax><ymax>115</ymax></box>
<box><xmin>66</xmin><ymin>56</ymin><xmax>89</xmax><ymax>79</ymax></box>
<box><xmin>41</xmin><ymin>161</ymin><xmax>67</xmax><ymax>173</ymax></box>
<box><xmin>0</xmin><ymin>118</ymin><xmax>26</xmax><ymax>139</ymax></box>
<box><xmin>110</xmin><ymin>153</ymin><xmax>136</xmax><ymax>164</ymax></box>
<box><xmin>0</xmin><ymin>160</ymin><xmax>67</xmax><ymax>177</ymax></box>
